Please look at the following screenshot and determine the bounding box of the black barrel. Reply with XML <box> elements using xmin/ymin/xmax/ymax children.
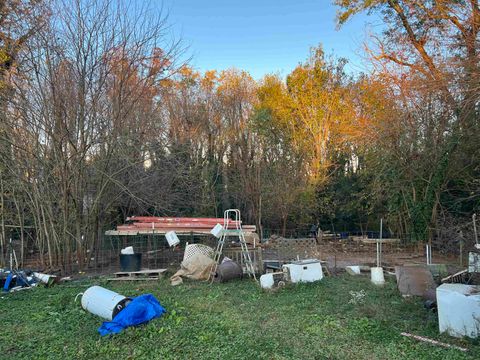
<box><xmin>119</xmin><ymin>253</ymin><xmax>142</xmax><ymax>272</ymax></box>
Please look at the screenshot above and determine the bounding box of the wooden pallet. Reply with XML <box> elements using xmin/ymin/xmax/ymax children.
<box><xmin>320</xmin><ymin>260</ymin><xmax>331</xmax><ymax>276</ymax></box>
<box><xmin>107</xmin><ymin>268</ymin><xmax>167</xmax><ymax>281</ymax></box>
<box><xmin>441</xmin><ymin>269</ymin><xmax>468</xmax><ymax>283</ymax></box>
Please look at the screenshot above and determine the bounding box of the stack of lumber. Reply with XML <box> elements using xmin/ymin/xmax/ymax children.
<box><xmin>106</xmin><ymin>216</ymin><xmax>256</xmax><ymax>236</ymax></box>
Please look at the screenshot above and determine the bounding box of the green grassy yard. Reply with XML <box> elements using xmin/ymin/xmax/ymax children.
<box><xmin>1</xmin><ymin>275</ymin><xmax>478</xmax><ymax>359</ymax></box>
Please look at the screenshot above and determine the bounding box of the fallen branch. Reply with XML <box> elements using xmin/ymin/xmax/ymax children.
<box><xmin>400</xmin><ymin>332</ymin><xmax>468</xmax><ymax>352</ymax></box>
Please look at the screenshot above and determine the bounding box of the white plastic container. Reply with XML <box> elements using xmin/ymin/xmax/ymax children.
<box><xmin>346</xmin><ymin>266</ymin><xmax>361</xmax><ymax>275</ymax></box>
<box><xmin>260</xmin><ymin>273</ymin><xmax>275</xmax><ymax>289</ymax></box>
<box><xmin>468</xmin><ymin>252</ymin><xmax>480</xmax><ymax>273</ymax></box>
<box><xmin>283</xmin><ymin>259</ymin><xmax>323</xmax><ymax>283</ymax></box>
<box><xmin>260</xmin><ymin>272</ymin><xmax>285</xmax><ymax>289</ymax></box>
<box><xmin>33</xmin><ymin>272</ymin><xmax>57</xmax><ymax>284</ymax></box>
<box><xmin>121</xmin><ymin>246</ymin><xmax>134</xmax><ymax>255</ymax></box>
<box><xmin>370</xmin><ymin>267</ymin><xmax>385</xmax><ymax>285</ymax></box>
<box><xmin>437</xmin><ymin>283</ymin><xmax>480</xmax><ymax>338</ymax></box>
<box><xmin>81</xmin><ymin>286</ymin><xmax>130</xmax><ymax>320</ymax></box>
<box><xmin>210</xmin><ymin>223</ymin><xmax>224</xmax><ymax>238</ymax></box>
<box><xmin>165</xmin><ymin>231</ymin><xmax>180</xmax><ymax>247</ymax></box>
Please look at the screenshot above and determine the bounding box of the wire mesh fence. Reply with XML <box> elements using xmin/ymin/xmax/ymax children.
<box><xmin>4</xmin><ymin>221</ymin><xmax>478</xmax><ymax>274</ymax></box>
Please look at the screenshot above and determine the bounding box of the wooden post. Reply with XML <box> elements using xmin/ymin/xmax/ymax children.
<box><xmin>459</xmin><ymin>239</ymin><xmax>464</xmax><ymax>267</ymax></box>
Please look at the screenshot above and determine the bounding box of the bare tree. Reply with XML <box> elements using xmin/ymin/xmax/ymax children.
<box><xmin>2</xmin><ymin>0</ymin><xmax>184</xmax><ymax>270</ymax></box>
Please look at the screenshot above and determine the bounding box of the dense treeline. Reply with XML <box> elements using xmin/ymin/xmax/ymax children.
<box><xmin>0</xmin><ymin>0</ymin><xmax>478</xmax><ymax>270</ymax></box>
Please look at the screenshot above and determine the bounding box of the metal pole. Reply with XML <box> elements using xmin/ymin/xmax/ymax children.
<box><xmin>426</xmin><ymin>244</ymin><xmax>428</xmax><ymax>264</ymax></box>
<box><xmin>459</xmin><ymin>239</ymin><xmax>464</xmax><ymax>267</ymax></box>
<box><xmin>426</xmin><ymin>244</ymin><xmax>431</xmax><ymax>265</ymax></box>
<box><xmin>473</xmin><ymin>214</ymin><xmax>478</xmax><ymax>248</ymax></box>
<box><xmin>9</xmin><ymin>238</ymin><xmax>13</xmax><ymax>270</ymax></box>
<box><xmin>378</xmin><ymin>219</ymin><xmax>383</xmax><ymax>267</ymax></box>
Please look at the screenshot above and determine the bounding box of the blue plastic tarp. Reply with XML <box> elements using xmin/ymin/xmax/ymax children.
<box><xmin>98</xmin><ymin>294</ymin><xmax>166</xmax><ymax>336</ymax></box>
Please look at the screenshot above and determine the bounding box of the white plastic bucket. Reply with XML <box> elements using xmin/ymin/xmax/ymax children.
<box><xmin>165</xmin><ymin>231</ymin><xmax>180</xmax><ymax>247</ymax></box>
<box><xmin>33</xmin><ymin>272</ymin><xmax>57</xmax><ymax>284</ymax></box>
<box><xmin>81</xmin><ymin>286</ymin><xmax>130</xmax><ymax>320</ymax></box>
<box><xmin>210</xmin><ymin>224</ymin><xmax>224</xmax><ymax>238</ymax></box>
<box><xmin>371</xmin><ymin>267</ymin><xmax>385</xmax><ymax>285</ymax></box>
<box><xmin>260</xmin><ymin>273</ymin><xmax>275</xmax><ymax>289</ymax></box>
<box><xmin>121</xmin><ymin>246</ymin><xmax>134</xmax><ymax>255</ymax></box>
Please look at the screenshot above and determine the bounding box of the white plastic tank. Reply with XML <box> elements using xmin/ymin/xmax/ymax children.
<box><xmin>370</xmin><ymin>267</ymin><xmax>385</xmax><ymax>285</ymax></box>
<box><xmin>81</xmin><ymin>286</ymin><xmax>130</xmax><ymax>320</ymax></box>
<box><xmin>165</xmin><ymin>231</ymin><xmax>180</xmax><ymax>247</ymax></box>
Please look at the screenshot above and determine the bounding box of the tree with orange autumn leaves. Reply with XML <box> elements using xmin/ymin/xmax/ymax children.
<box><xmin>335</xmin><ymin>0</ymin><xmax>480</xmax><ymax>242</ymax></box>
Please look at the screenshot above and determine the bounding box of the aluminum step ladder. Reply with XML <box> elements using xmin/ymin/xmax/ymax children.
<box><xmin>210</xmin><ymin>209</ymin><xmax>257</xmax><ymax>281</ymax></box>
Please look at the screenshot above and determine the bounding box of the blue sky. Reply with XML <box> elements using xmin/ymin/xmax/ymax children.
<box><xmin>163</xmin><ymin>0</ymin><xmax>377</xmax><ymax>79</ymax></box>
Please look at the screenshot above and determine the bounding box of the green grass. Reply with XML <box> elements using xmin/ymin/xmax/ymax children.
<box><xmin>1</xmin><ymin>275</ymin><xmax>479</xmax><ymax>359</ymax></box>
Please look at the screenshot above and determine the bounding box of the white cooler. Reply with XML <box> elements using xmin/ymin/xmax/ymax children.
<box><xmin>283</xmin><ymin>259</ymin><xmax>323</xmax><ymax>283</ymax></box>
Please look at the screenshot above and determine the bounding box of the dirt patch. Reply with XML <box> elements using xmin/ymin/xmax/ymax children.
<box><xmin>316</xmin><ymin>239</ymin><xmax>460</xmax><ymax>271</ymax></box>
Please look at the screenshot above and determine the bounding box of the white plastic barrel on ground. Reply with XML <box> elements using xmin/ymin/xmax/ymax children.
<box><xmin>370</xmin><ymin>267</ymin><xmax>385</xmax><ymax>285</ymax></box>
<box><xmin>81</xmin><ymin>286</ymin><xmax>129</xmax><ymax>320</ymax></box>
<box><xmin>165</xmin><ymin>231</ymin><xmax>180</xmax><ymax>247</ymax></box>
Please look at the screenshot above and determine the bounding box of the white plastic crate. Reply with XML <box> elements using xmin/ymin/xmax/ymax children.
<box><xmin>210</xmin><ymin>223</ymin><xmax>224</xmax><ymax>238</ymax></box>
<box><xmin>165</xmin><ymin>231</ymin><xmax>180</xmax><ymax>247</ymax></box>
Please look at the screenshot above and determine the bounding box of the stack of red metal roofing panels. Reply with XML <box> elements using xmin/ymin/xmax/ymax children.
<box><xmin>114</xmin><ymin>216</ymin><xmax>256</xmax><ymax>233</ymax></box>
